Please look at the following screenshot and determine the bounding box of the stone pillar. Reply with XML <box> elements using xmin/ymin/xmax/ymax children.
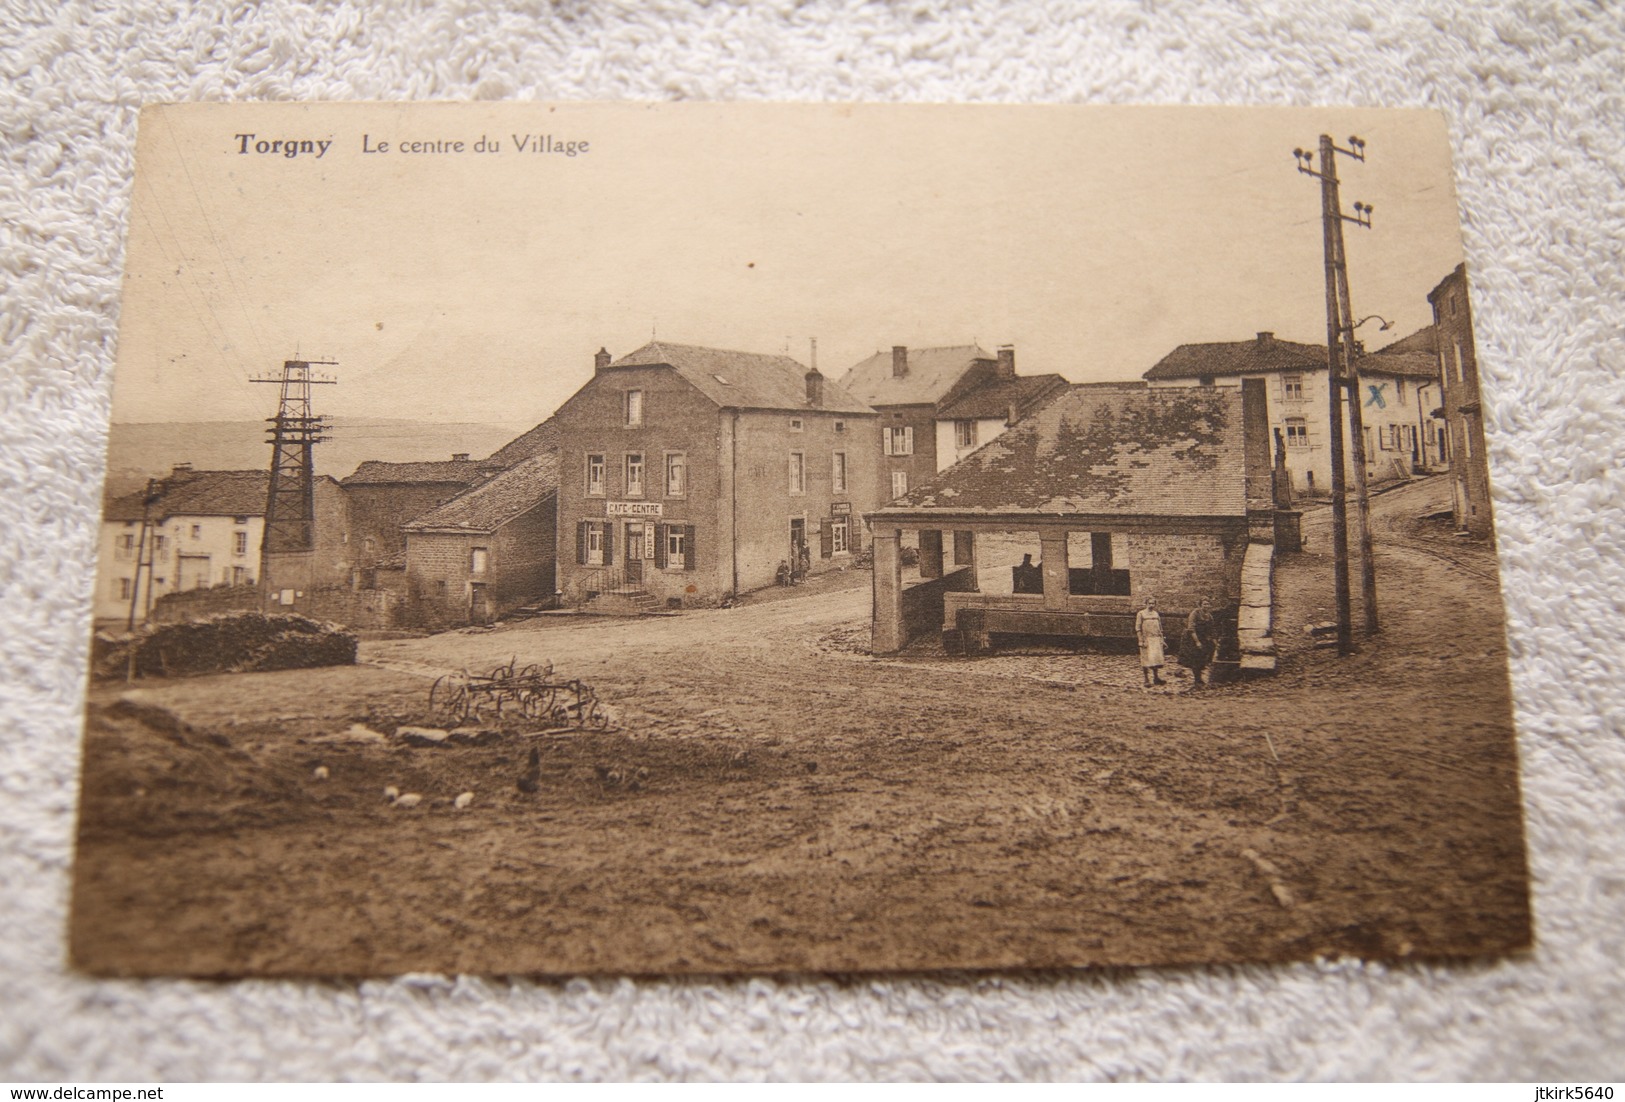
<box><xmin>919</xmin><ymin>529</ymin><xmax>944</xmax><ymax>579</ymax></box>
<box><xmin>871</xmin><ymin>527</ymin><xmax>905</xmax><ymax>654</ymax></box>
<box><xmin>1040</xmin><ymin>533</ymin><xmax>1068</xmax><ymax>610</ymax></box>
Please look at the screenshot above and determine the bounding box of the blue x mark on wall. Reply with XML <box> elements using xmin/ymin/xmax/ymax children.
<box><xmin>1365</xmin><ymin>383</ymin><xmax>1388</xmax><ymax>409</ymax></box>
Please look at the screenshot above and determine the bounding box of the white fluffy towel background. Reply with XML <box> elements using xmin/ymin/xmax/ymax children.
<box><xmin>2</xmin><ymin>0</ymin><xmax>1623</xmax><ymax>1082</ymax></box>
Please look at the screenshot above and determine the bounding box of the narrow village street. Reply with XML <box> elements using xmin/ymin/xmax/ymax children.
<box><xmin>72</xmin><ymin>475</ymin><xmax>1528</xmax><ymax>977</ymax></box>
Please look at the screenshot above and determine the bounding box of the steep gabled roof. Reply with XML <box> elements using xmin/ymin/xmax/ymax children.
<box><xmin>341</xmin><ymin>458</ymin><xmax>485</xmax><ymax>486</ymax></box>
<box><xmin>1142</xmin><ymin>333</ymin><xmax>1326</xmax><ymax>382</ymax></box>
<box><xmin>873</xmin><ymin>384</ymin><xmax>1247</xmax><ymax>519</ymax></box>
<box><xmin>936</xmin><ymin>374</ymin><xmax>1070</xmax><ymax>421</ymax></box>
<box><xmin>609</xmin><ymin>342</ymin><xmax>874</xmax><ymax>415</ymax></box>
<box><xmin>481</xmin><ymin>417</ymin><xmax>560</xmax><ymax>472</ymax></box>
<box><xmin>404</xmin><ymin>452</ymin><xmax>559</xmax><ymax>534</ymax></box>
<box><xmin>1362</xmin><ymin>325</ymin><xmax>1441</xmax><ymax>380</ymax></box>
<box><xmin>839</xmin><ymin>344</ymin><xmax>993</xmax><ymax>407</ymax></box>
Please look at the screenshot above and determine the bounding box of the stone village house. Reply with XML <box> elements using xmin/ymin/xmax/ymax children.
<box><xmin>838</xmin><ymin>344</ymin><xmax>1067</xmax><ymax>501</ymax></box>
<box><xmin>1143</xmin><ymin>330</ymin><xmax>1443</xmax><ymax>499</ymax></box>
<box><xmin>96</xmin><ymin>466</ymin><xmax>348</xmax><ymax>626</ymax></box>
<box><xmin>552</xmin><ymin>341</ymin><xmax>880</xmax><ymax>609</ymax></box>
<box><xmin>864</xmin><ymin>380</ymin><xmax>1278</xmax><ymax>673</ymax></box>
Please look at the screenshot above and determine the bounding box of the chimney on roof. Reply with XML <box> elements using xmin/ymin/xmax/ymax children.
<box><xmin>1256</xmin><ymin>332</ymin><xmax>1274</xmax><ymax>344</ymax></box>
<box><xmin>452</xmin><ymin>453</ymin><xmax>470</xmax><ymax>461</ymax></box>
<box><xmin>806</xmin><ymin>367</ymin><xmax>825</xmax><ymax>408</ymax></box>
<box><xmin>594</xmin><ymin>347</ymin><xmax>611</xmax><ymax>372</ymax></box>
<box><xmin>996</xmin><ymin>344</ymin><xmax>1015</xmax><ymax>378</ymax></box>
<box><xmin>892</xmin><ymin>345</ymin><xmax>908</xmax><ymax>378</ymax></box>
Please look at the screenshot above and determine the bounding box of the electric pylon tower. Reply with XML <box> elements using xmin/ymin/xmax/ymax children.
<box><xmin>251</xmin><ymin>359</ymin><xmax>337</xmax><ymax>587</ymax></box>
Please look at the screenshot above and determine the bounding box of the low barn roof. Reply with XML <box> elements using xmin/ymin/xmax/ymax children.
<box><xmin>610</xmin><ymin>342</ymin><xmax>874</xmax><ymax>415</ymax></box>
<box><xmin>873</xmin><ymin>384</ymin><xmax>1247</xmax><ymax>519</ymax></box>
<box><xmin>839</xmin><ymin>344</ymin><xmax>992</xmax><ymax>407</ymax></box>
<box><xmin>342</xmin><ymin>458</ymin><xmax>485</xmax><ymax>486</ymax></box>
<box><xmin>404</xmin><ymin>452</ymin><xmax>559</xmax><ymax>534</ymax></box>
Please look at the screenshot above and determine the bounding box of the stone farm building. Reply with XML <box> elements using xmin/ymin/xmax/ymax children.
<box><xmin>865</xmin><ymin>380</ymin><xmax>1278</xmax><ymax>673</ymax></box>
<box><xmin>839</xmin><ymin>344</ymin><xmax>1066</xmax><ymax>502</ymax></box>
<box><xmin>340</xmin><ymin>454</ymin><xmax>485</xmax><ymax>585</ymax></box>
<box><xmin>401</xmin><ymin>452</ymin><xmax>559</xmax><ymax>628</ymax></box>
<box><xmin>553</xmin><ymin>341</ymin><xmax>879</xmax><ymax>609</ymax></box>
<box><xmin>1143</xmin><ymin>330</ymin><xmax>1442</xmax><ymax>498</ymax></box>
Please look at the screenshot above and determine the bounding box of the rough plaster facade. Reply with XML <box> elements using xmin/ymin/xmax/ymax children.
<box><xmin>1432</xmin><ymin>265</ymin><xmax>1494</xmax><ymax>537</ymax></box>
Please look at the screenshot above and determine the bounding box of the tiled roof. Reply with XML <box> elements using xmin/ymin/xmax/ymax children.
<box><xmin>1145</xmin><ymin>330</ymin><xmax>1441</xmax><ymax>384</ymax></box>
<box><xmin>481</xmin><ymin>418</ymin><xmax>559</xmax><ymax>471</ymax></box>
<box><xmin>873</xmin><ymin>385</ymin><xmax>1247</xmax><ymax>519</ymax></box>
<box><xmin>103</xmin><ymin>469</ymin><xmax>272</xmax><ymax>522</ymax></box>
<box><xmin>936</xmin><ymin>374</ymin><xmax>1070</xmax><ymax>421</ymax></box>
<box><xmin>1361</xmin><ymin>326</ymin><xmax>1441</xmax><ymax>380</ymax></box>
<box><xmin>609</xmin><ymin>342</ymin><xmax>874</xmax><ymax>415</ymax></box>
<box><xmin>104</xmin><ymin>470</ymin><xmax>347</xmax><ymax>523</ymax></box>
<box><xmin>160</xmin><ymin>469</ymin><xmax>273</xmax><ymax>516</ymax></box>
<box><xmin>839</xmin><ymin>344</ymin><xmax>993</xmax><ymax>407</ymax></box>
<box><xmin>404</xmin><ymin>452</ymin><xmax>559</xmax><ymax>533</ymax></box>
<box><xmin>1142</xmin><ymin>334</ymin><xmax>1326</xmax><ymax>382</ymax></box>
<box><xmin>103</xmin><ymin>488</ymin><xmax>154</xmax><ymax>522</ymax></box>
<box><xmin>341</xmin><ymin>458</ymin><xmax>485</xmax><ymax>486</ymax></box>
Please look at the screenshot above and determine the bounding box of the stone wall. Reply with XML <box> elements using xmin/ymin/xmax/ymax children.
<box><xmin>1121</xmin><ymin>530</ymin><xmax>1246</xmax><ymax>609</ymax></box>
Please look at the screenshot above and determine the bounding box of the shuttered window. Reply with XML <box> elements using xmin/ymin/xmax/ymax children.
<box><xmin>577</xmin><ymin>521</ymin><xmax>612</xmax><ymax>566</ymax></box>
<box><xmin>653</xmin><ymin>524</ymin><xmax>696</xmax><ymax>571</ymax></box>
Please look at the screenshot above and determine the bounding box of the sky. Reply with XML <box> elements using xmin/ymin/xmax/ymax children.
<box><xmin>111</xmin><ymin>102</ymin><xmax>1466</xmax><ymax>432</ymax></box>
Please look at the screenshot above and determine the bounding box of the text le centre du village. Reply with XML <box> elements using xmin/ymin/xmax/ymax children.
<box><xmin>231</xmin><ymin>133</ymin><xmax>591</xmax><ymax>159</ymax></box>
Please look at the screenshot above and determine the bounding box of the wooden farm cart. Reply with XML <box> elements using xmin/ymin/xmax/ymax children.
<box><xmin>428</xmin><ymin>657</ymin><xmax>608</xmax><ymax>728</ymax></box>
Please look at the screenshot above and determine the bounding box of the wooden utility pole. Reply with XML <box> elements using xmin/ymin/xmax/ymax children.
<box><xmin>1333</xmin><ymin>203</ymin><xmax>1380</xmax><ymax>636</ymax></box>
<box><xmin>126</xmin><ymin>477</ymin><xmax>162</xmax><ymax>631</ymax></box>
<box><xmin>1295</xmin><ymin>134</ymin><xmax>1379</xmax><ymax>652</ymax></box>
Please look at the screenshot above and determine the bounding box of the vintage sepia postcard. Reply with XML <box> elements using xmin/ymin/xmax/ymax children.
<box><xmin>72</xmin><ymin>103</ymin><xmax>1530</xmax><ymax>977</ymax></box>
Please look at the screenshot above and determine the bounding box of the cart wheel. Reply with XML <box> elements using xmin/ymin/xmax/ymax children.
<box><xmin>430</xmin><ymin>673</ymin><xmax>469</xmax><ymax>719</ymax></box>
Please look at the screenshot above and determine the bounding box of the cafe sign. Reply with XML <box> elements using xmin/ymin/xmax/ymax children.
<box><xmin>607</xmin><ymin>501</ymin><xmax>664</xmax><ymax>517</ymax></box>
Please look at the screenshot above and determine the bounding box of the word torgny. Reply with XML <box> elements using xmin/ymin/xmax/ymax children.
<box><xmin>233</xmin><ymin>134</ymin><xmax>333</xmax><ymax>159</ymax></box>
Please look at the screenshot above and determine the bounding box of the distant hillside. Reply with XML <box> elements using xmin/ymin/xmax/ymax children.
<box><xmin>104</xmin><ymin>419</ymin><xmax>532</xmax><ymax>497</ymax></box>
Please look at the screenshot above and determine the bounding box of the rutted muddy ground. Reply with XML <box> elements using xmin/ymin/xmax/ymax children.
<box><xmin>70</xmin><ymin>477</ymin><xmax>1530</xmax><ymax>977</ymax></box>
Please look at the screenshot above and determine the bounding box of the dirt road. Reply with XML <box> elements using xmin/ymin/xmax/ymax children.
<box><xmin>71</xmin><ymin>476</ymin><xmax>1530</xmax><ymax>976</ymax></box>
